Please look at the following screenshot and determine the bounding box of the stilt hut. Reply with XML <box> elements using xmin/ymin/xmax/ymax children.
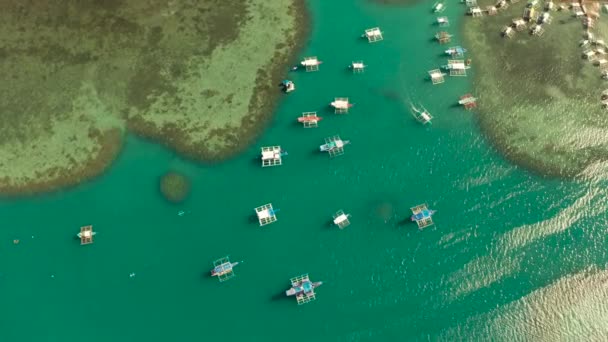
<box><xmin>523</xmin><ymin>7</ymin><xmax>537</xmax><ymax>21</ymax></box>
<box><xmin>545</xmin><ymin>1</ymin><xmax>554</xmax><ymax>11</ymax></box>
<box><xmin>502</xmin><ymin>26</ymin><xmax>515</xmax><ymax>38</ymax></box>
<box><xmin>595</xmin><ymin>58</ymin><xmax>608</xmax><ymax>69</ymax></box>
<box><xmin>428</xmin><ymin>69</ymin><xmax>446</xmax><ymax>84</ymax></box>
<box><xmin>363</xmin><ymin>28</ymin><xmax>383</xmax><ymax>42</ymax></box>
<box><xmin>530</xmin><ymin>24</ymin><xmax>545</xmax><ymax>36</ymax></box>
<box><xmin>583</xmin><ymin>49</ymin><xmax>596</xmax><ymax>61</ymax></box>
<box><xmin>496</xmin><ymin>0</ymin><xmax>508</xmax><ymax>10</ymax></box>
<box><xmin>469</xmin><ymin>7</ymin><xmax>483</xmax><ymax>17</ymax></box>
<box><xmin>435</xmin><ymin>31</ymin><xmax>452</xmax><ymax>44</ymax></box>
<box><xmin>301</xmin><ymin>57</ymin><xmax>321</xmax><ymax>72</ymax></box>
<box><xmin>513</xmin><ymin>18</ymin><xmax>527</xmax><ymax>31</ymax></box>
<box><xmin>486</xmin><ymin>6</ymin><xmax>498</xmax><ymax>15</ymax></box>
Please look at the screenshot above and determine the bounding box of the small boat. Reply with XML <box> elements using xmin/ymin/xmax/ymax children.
<box><xmin>301</xmin><ymin>59</ymin><xmax>323</xmax><ymax>67</ymax></box>
<box><xmin>330</xmin><ymin>100</ymin><xmax>354</xmax><ymax>109</ymax></box>
<box><xmin>433</xmin><ymin>1</ymin><xmax>445</xmax><ymax>12</ymax></box>
<box><xmin>286</xmin><ymin>279</ymin><xmax>323</xmax><ymax>296</ymax></box>
<box><xmin>298</xmin><ymin>116</ymin><xmax>323</xmax><ymax>123</ymax></box>
<box><xmin>445</xmin><ymin>47</ymin><xmax>467</xmax><ymax>56</ymax></box>
<box><xmin>320</xmin><ymin>139</ymin><xmax>350</xmax><ymax>152</ymax></box>
<box><xmin>282</xmin><ymin>80</ymin><xmax>295</xmax><ymax>93</ymax></box>
<box><xmin>211</xmin><ymin>261</ymin><xmax>240</xmax><ymax>277</ymax></box>
<box><xmin>410</xmin><ymin>103</ymin><xmax>433</xmax><ymax>124</ymax></box>
<box><xmin>411</xmin><ymin>209</ymin><xmax>436</xmax><ymax>222</ymax></box>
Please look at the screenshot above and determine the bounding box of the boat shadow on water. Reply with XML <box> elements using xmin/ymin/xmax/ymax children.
<box><xmin>270</xmin><ymin>289</ymin><xmax>290</xmax><ymax>302</ymax></box>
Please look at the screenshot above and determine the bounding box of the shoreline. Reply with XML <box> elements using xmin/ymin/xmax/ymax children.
<box><xmin>128</xmin><ymin>0</ymin><xmax>311</xmax><ymax>163</ymax></box>
<box><xmin>461</xmin><ymin>1</ymin><xmax>608</xmax><ymax>178</ymax></box>
<box><xmin>0</xmin><ymin>0</ymin><xmax>310</xmax><ymax>195</ymax></box>
<box><xmin>0</xmin><ymin>128</ymin><xmax>124</xmax><ymax>196</ymax></box>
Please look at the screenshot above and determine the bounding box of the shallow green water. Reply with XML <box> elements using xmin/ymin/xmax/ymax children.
<box><xmin>2</xmin><ymin>1</ymin><xmax>608</xmax><ymax>341</ymax></box>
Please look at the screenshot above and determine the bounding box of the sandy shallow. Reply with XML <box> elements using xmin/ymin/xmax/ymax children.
<box><xmin>462</xmin><ymin>1</ymin><xmax>608</xmax><ymax>177</ymax></box>
<box><xmin>0</xmin><ymin>0</ymin><xmax>306</xmax><ymax>194</ymax></box>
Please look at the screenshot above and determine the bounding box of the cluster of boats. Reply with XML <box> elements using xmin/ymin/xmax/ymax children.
<box><xmin>210</xmin><ymin>260</ymin><xmax>323</xmax><ymax>305</ymax></box>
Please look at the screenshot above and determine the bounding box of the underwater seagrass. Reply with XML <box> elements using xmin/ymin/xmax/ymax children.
<box><xmin>0</xmin><ymin>0</ymin><xmax>305</xmax><ymax>194</ymax></box>
<box><xmin>160</xmin><ymin>172</ymin><xmax>190</xmax><ymax>203</ymax></box>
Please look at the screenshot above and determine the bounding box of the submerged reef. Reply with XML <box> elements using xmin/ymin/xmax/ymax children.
<box><xmin>0</xmin><ymin>0</ymin><xmax>307</xmax><ymax>195</ymax></box>
<box><xmin>160</xmin><ymin>172</ymin><xmax>190</xmax><ymax>203</ymax></box>
<box><xmin>462</xmin><ymin>1</ymin><xmax>608</xmax><ymax>177</ymax></box>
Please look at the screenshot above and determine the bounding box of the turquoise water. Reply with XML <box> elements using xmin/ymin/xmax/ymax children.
<box><xmin>2</xmin><ymin>1</ymin><xmax>608</xmax><ymax>341</ymax></box>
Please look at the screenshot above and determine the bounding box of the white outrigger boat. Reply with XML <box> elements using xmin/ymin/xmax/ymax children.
<box><xmin>433</xmin><ymin>1</ymin><xmax>446</xmax><ymax>12</ymax></box>
<box><xmin>410</xmin><ymin>103</ymin><xmax>433</xmax><ymax>124</ymax></box>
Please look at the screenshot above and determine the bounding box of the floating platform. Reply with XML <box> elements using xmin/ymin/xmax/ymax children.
<box><xmin>211</xmin><ymin>256</ymin><xmax>239</xmax><ymax>282</ymax></box>
<box><xmin>410</xmin><ymin>204</ymin><xmax>436</xmax><ymax>229</ymax></box>
<box><xmin>502</xmin><ymin>26</ymin><xmax>514</xmax><ymax>38</ymax></box>
<box><xmin>78</xmin><ymin>225</ymin><xmax>95</xmax><ymax>245</ymax></box>
<box><xmin>363</xmin><ymin>27</ymin><xmax>383</xmax><ymax>42</ymax></box>
<box><xmin>298</xmin><ymin>112</ymin><xmax>321</xmax><ymax>128</ymax></box>
<box><xmin>255</xmin><ymin>203</ymin><xmax>278</xmax><ymax>226</ymax></box>
<box><xmin>333</xmin><ymin>210</ymin><xmax>351</xmax><ymax>229</ymax></box>
<box><xmin>320</xmin><ymin>135</ymin><xmax>350</xmax><ymax>158</ymax></box>
<box><xmin>286</xmin><ymin>274</ymin><xmax>323</xmax><ymax>305</ymax></box>
<box><xmin>469</xmin><ymin>6</ymin><xmax>483</xmax><ymax>17</ymax></box>
<box><xmin>261</xmin><ymin>146</ymin><xmax>284</xmax><ymax>167</ymax></box>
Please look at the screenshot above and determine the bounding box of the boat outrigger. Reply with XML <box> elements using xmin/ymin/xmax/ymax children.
<box><xmin>410</xmin><ymin>103</ymin><xmax>433</xmax><ymax>124</ymax></box>
<box><xmin>211</xmin><ymin>256</ymin><xmax>240</xmax><ymax>282</ymax></box>
<box><xmin>285</xmin><ymin>274</ymin><xmax>323</xmax><ymax>305</ymax></box>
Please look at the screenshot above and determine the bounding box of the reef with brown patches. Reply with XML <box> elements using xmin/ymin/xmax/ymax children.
<box><xmin>462</xmin><ymin>0</ymin><xmax>608</xmax><ymax>178</ymax></box>
<box><xmin>0</xmin><ymin>0</ymin><xmax>309</xmax><ymax>195</ymax></box>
